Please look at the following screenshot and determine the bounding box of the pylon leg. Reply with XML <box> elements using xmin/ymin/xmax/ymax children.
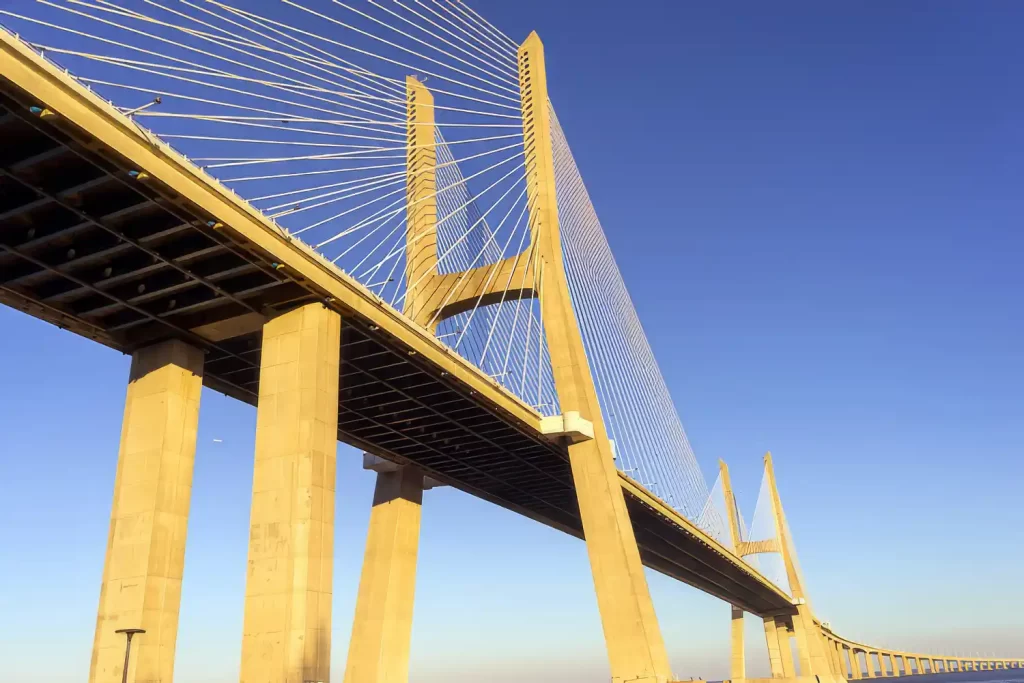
<box><xmin>763</xmin><ymin>617</ymin><xmax>786</xmax><ymax>678</ymax></box>
<box><xmin>89</xmin><ymin>339</ymin><xmax>204</xmax><ymax>683</ymax></box>
<box><xmin>567</xmin><ymin>437</ymin><xmax>673</xmax><ymax>682</ymax></box>
<box><xmin>790</xmin><ymin>611</ymin><xmax>814</xmax><ymax>676</ymax></box>
<box><xmin>344</xmin><ymin>466</ymin><xmax>424</xmax><ymax>683</ymax></box>
<box><xmin>239</xmin><ymin>303</ymin><xmax>341</xmax><ymax>683</ymax></box>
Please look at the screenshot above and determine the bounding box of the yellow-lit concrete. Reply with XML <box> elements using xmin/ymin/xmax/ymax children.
<box><xmin>830</xmin><ymin>640</ymin><xmax>845</xmax><ymax>679</ymax></box>
<box><xmin>731</xmin><ymin>606</ymin><xmax>746</xmax><ymax>681</ymax></box>
<box><xmin>842</xmin><ymin>647</ymin><xmax>855</xmax><ymax>680</ymax></box>
<box><xmin>0</xmin><ymin>29</ymin><xmax>549</xmax><ymax>466</ymax></box>
<box><xmin>851</xmin><ymin>651</ymin><xmax>864</xmax><ymax>680</ymax></box>
<box><xmin>239</xmin><ymin>303</ymin><xmax>341</xmax><ymax>683</ymax></box>
<box><xmin>7</xmin><ymin>22</ymin><xmax>1023</xmax><ymax>683</ymax></box>
<box><xmin>864</xmin><ymin>653</ymin><xmax>876</xmax><ymax>678</ymax></box>
<box><xmin>843</xmin><ymin>651</ymin><xmax>860</xmax><ymax>679</ymax></box>
<box><xmin>403</xmin><ymin>76</ymin><xmax>438</xmax><ymax>325</ymax></box>
<box><xmin>88</xmin><ymin>340</ymin><xmax>204</xmax><ymax>683</ymax></box>
<box><xmin>762</xmin><ymin>455</ymin><xmax>830</xmax><ymax>681</ymax></box>
<box><xmin>518</xmin><ymin>31</ymin><xmax>671</xmax><ymax>683</ymax></box>
<box><xmin>777</xmin><ymin>619</ymin><xmax>798</xmax><ymax>679</ymax></box>
<box><xmin>401</xmin><ymin>77</ymin><xmax>535</xmax><ymax>329</ymax></box>
<box><xmin>720</xmin><ymin>462</ymin><xmax>745</xmax><ymax>681</ymax></box>
<box><xmin>763</xmin><ymin>617</ymin><xmax>786</xmax><ymax>679</ymax></box>
<box><xmin>790</xmin><ymin>615</ymin><xmax>814</xmax><ymax>676</ymax></box>
<box><xmin>826</xmin><ymin>638</ymin><xmax>842</xmax><ymax>677</ymax></box>
<box><xmin>343</xmin><ymin>466</ymin><xmax>424</xmax><ymax>683</ymax></box>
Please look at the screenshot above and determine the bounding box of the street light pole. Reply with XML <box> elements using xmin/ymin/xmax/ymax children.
<box><xmin>114</xmin><ymin>628</ymin><xmax>146</xmax><ymax>683</ymax></box>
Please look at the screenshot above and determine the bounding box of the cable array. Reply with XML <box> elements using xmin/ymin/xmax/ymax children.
<box><xmin>2</xmin><ymin>0</ymin><xmax>557</xmax><ymax>412</ymax></box>
<box><xmin>552</xmin><ymin>108</ymin><xmax>725</xmax><ymax>536</ymax></box>
<box><xmin>747</xmin><ymin>471</ymin><xmax>790</xmax><ymax>593</ymax></box>
<box><xmin>5</xmin><ymin>0</ymin><xmax>729</xmax><ymax>535</ymax></box>
<box><xmin>698</xmin><ymin>472</ymin><xmax>730</xmax><ymax>546</ymax></box>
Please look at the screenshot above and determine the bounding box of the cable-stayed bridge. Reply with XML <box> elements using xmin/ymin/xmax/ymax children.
<box><xmin>0</xmin><ymin>3</ymin><xmax>1017</xmax><ymax>683</ymax></box>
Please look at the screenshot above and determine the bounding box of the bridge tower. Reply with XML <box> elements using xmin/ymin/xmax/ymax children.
<box><xmin>719</xmin><ymin>460</ymin><xmax>747</xmax><ymax>681</ymax></box>
<box><xmin>341</xmin><ymin>32</ymin><xmax>674</xmax><ymax>683</ymax></box>
<box><xmin>762</xmin><ymin>452</ymin><xmax>842</xmax><ymax>683</ymax></box>
<box><xmin>721</xmin><ymin>454</ymin><xmax>849</xmax><ymax>683</ymax></box>
<box><xmin>516</xmin><ymin>31</ymin><xmax>675</xmax><ymax>683</ymax></box>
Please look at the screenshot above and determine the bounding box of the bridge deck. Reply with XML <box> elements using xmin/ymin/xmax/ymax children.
<box><xmin>0</xmin><ymin>29</ymin><xmax>794</xmax><ymax>617</ymax></box>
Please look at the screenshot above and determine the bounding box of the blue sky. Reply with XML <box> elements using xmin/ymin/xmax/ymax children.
<box><xmin>2</xmin><ymin>2</ymin><xmax>1023</xmax><ymax>682</ymax></box>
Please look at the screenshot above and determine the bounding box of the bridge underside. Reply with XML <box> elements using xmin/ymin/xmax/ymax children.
<box><xmin>0</xmin><ymin>76</ymin><xmax>794</xmax><ymax>617</ymax></box>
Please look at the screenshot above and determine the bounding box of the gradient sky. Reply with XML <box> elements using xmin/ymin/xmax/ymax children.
<box><xmin>2</xmin><ymin>2</ymin><xmax>1023</xmax><ymax>682</ymax></box>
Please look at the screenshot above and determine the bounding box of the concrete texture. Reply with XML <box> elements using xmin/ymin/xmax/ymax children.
<box><xmin>239</xmin><ymin>303</ymin><xmax>341</xmax><ymax>683</ymax></box>
<box><xmin>89</xmin><ymin>339</ymin><xmax>204</xmax><ymax>683</ymax></box>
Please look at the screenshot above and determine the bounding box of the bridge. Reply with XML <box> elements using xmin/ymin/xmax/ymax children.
<box><xmin>0</xmin><ymin>3</ymin><xmax>1018</xmax><ymax>683</ymax></box>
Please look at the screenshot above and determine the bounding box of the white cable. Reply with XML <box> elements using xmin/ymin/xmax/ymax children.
<box><xmin>334</xmin><ymin>0</ymin><xmax>517</xmax><ymax>87</ymax></box>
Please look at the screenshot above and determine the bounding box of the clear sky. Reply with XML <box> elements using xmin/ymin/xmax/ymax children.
<box><xmin>1</xmin><ymin>2</ymin><xmax>1023</xmax><ymax>682</ymax></box>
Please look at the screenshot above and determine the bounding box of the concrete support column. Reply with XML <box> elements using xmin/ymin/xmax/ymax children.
<box><xmin>851</xmin><ymin>651</ymin><xmax>863</xmax><ymax>680</ymax></box>
<box><xmin>864</xmin><ymin>652</ymin><xmax>876</xmax><ymax>678</ymax></box>
<box><xmin>885</xmin><ymin>654</ymin><xmax>895</xmax><ymax>677</ymax></box>
<box><xmin>517</xmin><ymin>31</ymin><xmax>671</xmax><ymax>683</ymax></box>
<box><xmin>730</xmin><ymin>606</ymin><xmax>745</xmax><ymax>681</ymax></box>
<box><xmin>834</xmin><ymin>642</ymin><xmax>849</xmax><ymax>679</ymax></box>
<box><xmin>88</xmin><ymin>340</ymin><xmax>204</xmax><ymax>683</ymax></box>
<box><xmin>790</xmin><ymin>610</ymin><xmax>814</xmax><ymax>676</ymax></box>
<box><xmin>239</xmin><ymin>303</ymin><xmax>341</xmax><ymax>683</ymax></box>
<box><xmin>829</xmin><ymin>639</ymin><xmax>843</xmax><ymax>677</ymax></box>
<box><xmin>343</xmin><ymin>465</ymin><xmax>425</xmax><ymax>683</ymax></box>
<box><xmin>841</xmin><ymin>645</ymin><xmax>854</xmax><ymax>679</ymax></box>
<box><xmin>763</xmin><ymin>617</ymin><xmax>786</xmax><ymax>679</ymax></box>
<box><xmin>838</xmin><ymin>643</ymin><xmax>850</xmax><ymax>678</ymax></box>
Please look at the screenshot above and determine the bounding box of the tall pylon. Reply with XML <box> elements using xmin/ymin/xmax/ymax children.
<box><xmin>763</xmin><ymin>452</ymin><xmax>841</xmax><ymax>683</ymax></box>
<box><xmin>362</xmin><ymin>38</ymin><xmax>674</xmax><ymax>681</ymax></box>
<box><xmin>400</xmin><ymin>73</ymin><xmax>534</xmax><ymax>329</ymax></box>
<box><xmin>719</xmin><ymin>460</ymin><xmax>747</xmax><ymax>681</ymax></box>
<box><xmin>516</xmin><ymin>31</ymin><xmax>673</xmax><ymax>683</ymax></box>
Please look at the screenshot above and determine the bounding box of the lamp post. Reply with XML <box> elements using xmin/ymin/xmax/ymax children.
<box><xmin>114</xmin><ymin>628</ymin><xmax>145</xmax><ymax>683</ymax></box>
